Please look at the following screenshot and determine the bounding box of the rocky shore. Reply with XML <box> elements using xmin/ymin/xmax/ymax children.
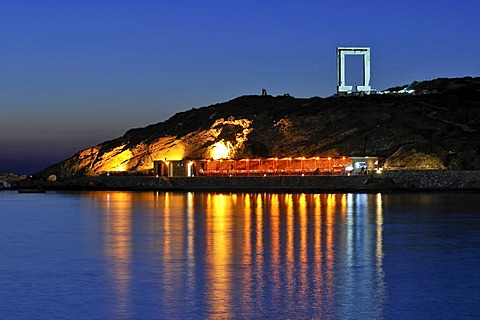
<box><xmin>0</xmin><ymin>173</ymin><xmax>28</xmax><ymax>189</ymax></box>
<box><xmin>15</xmin><ymin>170</ymin><xmax>480</xmax><ymax>193</ymax></box>
<box><xmin>35</xmin><ymin>77</ymin><xmax>480</xmax><ymax>179</ymax></box>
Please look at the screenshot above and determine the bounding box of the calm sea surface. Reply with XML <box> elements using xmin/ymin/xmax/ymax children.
<box><xmin>1</xmin><ymin>191</ymin><xmax>479</xmax><ymax>319</ymax></box>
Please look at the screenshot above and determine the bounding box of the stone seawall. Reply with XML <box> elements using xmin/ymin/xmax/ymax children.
<box><xmin>17</xmin><ymin>170</ymin><xmax>480</xmax><ymax>192</ymax></box>
<box><xmin>168</xmin><ymin>175</ymin><xmax>382</xmax><ymax>192</ymax></box>
<box><xmin>383</xmin><ymin>170</ymin><xmax>480</xmax><ymax>190</ymax></box>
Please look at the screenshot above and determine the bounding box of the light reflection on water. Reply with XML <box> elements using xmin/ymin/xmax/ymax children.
<box><xmin>96</xmin><ymin>192</ymin><xmax>386</xmax><ymax>318</ymax></box>
<box><xmin>3</xmin><ymin>191</ymin><xmax>479</xmax><ymax>319</ymax></box>
<box><xmin>103</xmin><ymin>192</ymin><xmax>132</xmax><ymax>318</ymax></box>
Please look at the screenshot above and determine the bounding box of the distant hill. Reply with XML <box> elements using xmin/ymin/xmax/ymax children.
<box><xmin>37</xmin><ymin>76</ymin><xmax>480</xmax><ymax>178</ymax></box>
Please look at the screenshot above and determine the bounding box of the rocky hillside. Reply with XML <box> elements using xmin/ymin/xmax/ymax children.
<box><xmin>37</xmin><ymin>77</ymin><xmax>480</xmax><ymax>178</ymax></box>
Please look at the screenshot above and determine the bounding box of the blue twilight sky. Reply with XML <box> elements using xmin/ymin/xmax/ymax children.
<box><xmin>1</xmin><ymin>0</ymin><xmax>479</xmax><ymax>173</ymax></box>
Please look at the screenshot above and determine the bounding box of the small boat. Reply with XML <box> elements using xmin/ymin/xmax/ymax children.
<box><xmin>18</xmin><ymin>189</ymin><xmax>47</xmax><ymax>193</ymax></box>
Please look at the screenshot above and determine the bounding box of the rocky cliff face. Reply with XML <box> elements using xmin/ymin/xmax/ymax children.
<box><xmin>37</xmin><ymin>77</ymin><xmax>480</xmax><ymax>178</ymax></box>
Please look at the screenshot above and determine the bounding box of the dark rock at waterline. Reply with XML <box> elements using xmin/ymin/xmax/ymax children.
<box><xmin>364</xmin><ymin>176</ymin><xmax>399</xmax><ymax>190</ymax></box>
<box><xmin>0</xmin><ymin>173</ymin><xmax>28</xmax><ymax>188</ymax></box>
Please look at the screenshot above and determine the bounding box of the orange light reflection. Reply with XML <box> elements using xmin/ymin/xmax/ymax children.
<box><xmin>325</xmin><ymin>194</ymin><xmax>336</xmax><ymax>303</ymax></box>
<box><xmin>285</xmin><ymin>194</ymin><xmax>295</xmax><ymax>300</ymax></box>
<box><xmin>205</xmin><ymin>194</ymin><xmax>233</xmax><ymax>318</ymax></box>
<box><xmin>102</xmin><ymin>192</ymin><xmax>132</xmax><ymax>317</ymax></box>
<box><xmin>270</xmin><ymin>194</ymin><xmax>280</xmax><ymax>286</ymax></box>
<box><xmin>298</xmin><ymin>193</ymin><xmax>308</xmax><ymax>297</ymax></box>
<box><xmin>255</xmin><ymin>194</ymin><xmax>265</xmax><ymax>295</ymax></box>
<box><xmin>242</xmin><ymin>194</ymin><xmax>253</xmax><ymax>307</ymax></box>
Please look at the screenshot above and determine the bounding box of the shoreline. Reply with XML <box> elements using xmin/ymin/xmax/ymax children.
<box><xmin>14</xmin><ymin>170</ymin><xmax>480</xmax><ymax>193</ymax></box>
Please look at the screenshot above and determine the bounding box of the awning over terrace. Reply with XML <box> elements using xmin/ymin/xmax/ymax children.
<box><xmin>154</xmin><ymin>157</ymin><xmax>364</xmax><ymax>177</ymax></box>
<box><xmin>197</xmin><ymin>157</ymin><xmax>352</xmax><ymax>176</ymax></box>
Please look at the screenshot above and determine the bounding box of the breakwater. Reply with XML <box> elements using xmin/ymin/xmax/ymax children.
<box><xmin>16</xmin><ymin>170</ymin><xmax>480</xmax><ymax>192</ymax></box>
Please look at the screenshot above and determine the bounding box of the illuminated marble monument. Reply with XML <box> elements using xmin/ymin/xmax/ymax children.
<box><xmin>337</xmin><ymin>47</ymin><xmax>373</xmax><ymax>94</ymax></box>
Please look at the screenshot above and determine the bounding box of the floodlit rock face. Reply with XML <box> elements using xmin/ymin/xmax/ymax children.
<box><xmin>47</xmin><ymin>117</ymin><xmax>254</xmax><ymax>177</ymax></box>
<box><xmin>37</xmin><ymin>77</ymin><xmax>480</xmax><ymax>178</ymax></box>
<box><xmin>384</xmin><ymin>146</ymin><xmax>446</xmax><ymax>170</ymax></box>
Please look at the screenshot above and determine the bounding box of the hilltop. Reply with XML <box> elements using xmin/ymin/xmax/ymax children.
<box><xmin>37</xmin><ymin>76</ymin><xmax>480</xmax><ymax>178</ymax></box>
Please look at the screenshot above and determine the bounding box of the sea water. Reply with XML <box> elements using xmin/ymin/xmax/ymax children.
<box><xmin>0</xmin><ymin>191</ymin><xmax>479</xmax><ymax>319</ymax></box>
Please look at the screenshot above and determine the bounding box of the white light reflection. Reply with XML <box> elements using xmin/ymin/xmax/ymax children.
<box><xmin>340</xmin><ymin>193</ymin><xmax>386</xmax><ymax>318</ymax></box>
<box><xmin>375</xmin><ymin>193</ymin><xmax>386</xmax><ymax>318</ymax></box>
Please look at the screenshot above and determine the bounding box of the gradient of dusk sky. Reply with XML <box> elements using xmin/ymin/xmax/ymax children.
<box><xmin>1</xmin><ymin>0</ymin><xmax>479</xmax><ymax>174</ymax></box>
